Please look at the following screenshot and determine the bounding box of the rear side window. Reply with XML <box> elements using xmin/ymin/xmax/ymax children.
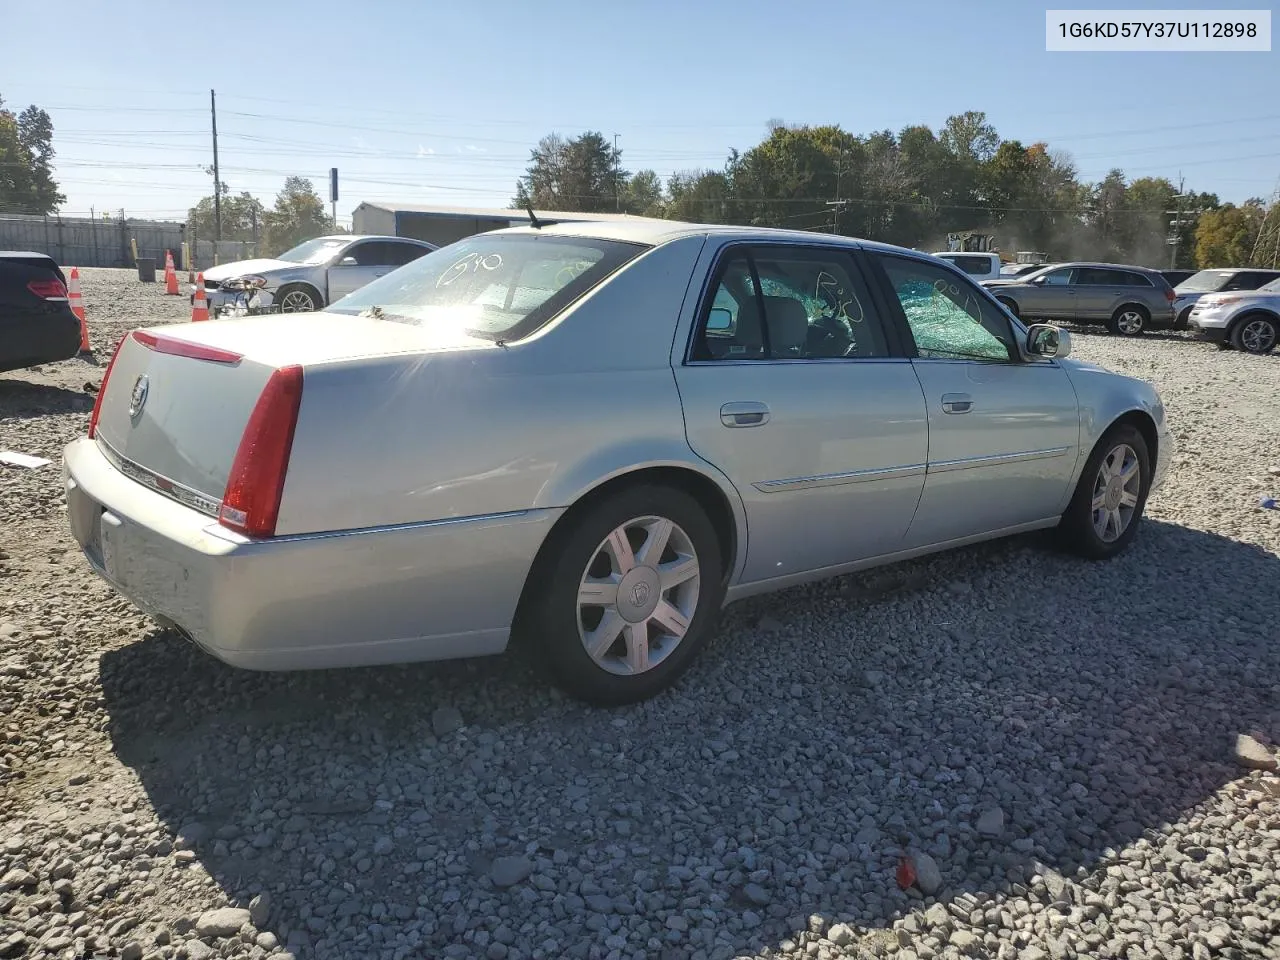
<box><xmin>1122</xmin><ymin>271</ymin><xmax>1153</xmax><ymax>287</ymax></box>
<box><xmin>386</xmin><ymin>242</ymin><xmax>432</xmax><ymax>266</ymax></box>
<box><xmin>325</xmin><ymin>234</ymin><xmax>648</xmax><ymax>342</ymax></box>
<box><xmin>1075</xmin><ymin>268</ymin><xmax>1124</xmax><ymax>286</ymax></box>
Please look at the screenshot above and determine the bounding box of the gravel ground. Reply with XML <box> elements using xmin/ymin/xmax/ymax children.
<box><xmin>2</xmin><ymin>267</ymin><xmax>1278</xmax><ymax>960</ymax></box>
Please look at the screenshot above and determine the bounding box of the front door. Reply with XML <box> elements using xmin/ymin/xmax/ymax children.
<box><xmin>1019</xmin><ymin>266</ymin><xmax>1077</xmax><ymax>321</ymax></box>
<box><xmin>673</xmin><ymin>243</ymin><xmax>929</xmax><ymax>584</ymax></box>
<box><xmin>869</xmin><ymin>253</ymin><xmax>1081</xmax><ymax>547</ymax></box>
<box><xmin>327</xmin><ymin>241</ymin><xmax>394</xmax><ymax>303</ymax></box>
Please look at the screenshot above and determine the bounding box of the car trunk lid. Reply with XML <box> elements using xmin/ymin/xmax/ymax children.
<box><xmin>92</xmin><ymin>313</ymin><xmax>493</xmax><ymax>515</ymax></box>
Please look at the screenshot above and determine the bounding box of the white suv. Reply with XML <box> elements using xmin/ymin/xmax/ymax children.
<box><xmin>1187</xmin><ymin>277</ymin><xmax>1280</xmax><ymax>354</ymax></box>
<box><xmin>931</xmin><ymin>251</ymin><xmax>1002</xmax><ymax>282</ymax></box>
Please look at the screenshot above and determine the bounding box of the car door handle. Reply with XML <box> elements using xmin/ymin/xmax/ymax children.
<box><xmin>941</xmin><ymin>393</ymin><xmax>973</xmax><ymax>414</ymax></box>
<box><xmin>720</xmin><ymin>401</ymin><xmax>771</xmax><ymax>427</ymax></box>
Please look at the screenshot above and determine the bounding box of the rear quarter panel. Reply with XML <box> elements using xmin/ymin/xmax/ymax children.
<box><xmin>275</xmin><ymin>234</ymin><xmax>729</xmax><ymax>535</ymax></box>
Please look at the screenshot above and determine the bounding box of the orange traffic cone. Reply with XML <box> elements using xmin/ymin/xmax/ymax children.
<box><xmin>191</xmin><ymin>273</ymin><xmax>210</xmax><ymax>322</ymax></box>
<box><xmin>163</xmin><ymin>250</ymin><xmax>180</xmax><ymax>295</ymax></box>
<box><xmin>68</xmin><ymin>267</ymin><xmax>91</xmax><ymax>352</ymax></box>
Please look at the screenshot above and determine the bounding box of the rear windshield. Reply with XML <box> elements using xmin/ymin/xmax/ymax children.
<box><xmin>1263</xmin><ymin>278</ymin><xmax>1280</xmax><ymax>293</ymax></box>
<box><xmin>1176</xmin><ymin>270</ymin><xmax>1236</xmax><ymax>292</ymax></box>
<box><xmin>325</xmin><ymin>234</ymin><xmax>649</xmax><ymax>342</ymax></box>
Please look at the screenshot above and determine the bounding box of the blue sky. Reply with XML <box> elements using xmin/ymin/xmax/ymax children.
<box><xmin>5</xmin><ymin>0</ymin><xmax>1277</xmax><ymax>224</ymax></box>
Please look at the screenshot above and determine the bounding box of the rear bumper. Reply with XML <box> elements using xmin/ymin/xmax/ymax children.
<box><xmin>62</xmin><ymin>437</ymin><xmax>559</xmax><ymax>671</ymax></box>
<box><xmin>0</xmin><ymin>310</ymin><xmax>81</xmax><ymax>372</ymax></box>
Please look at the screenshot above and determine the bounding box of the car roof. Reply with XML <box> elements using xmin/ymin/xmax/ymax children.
<box><xmin>1037</xmin><ymin>261</ymin><xmax>1164</xmax><ymax>273</ymax></box>
<box><xmin>0</xmin><ymin>250</ymin><xmax>58</xmax><ymax>260</ymax></box>
<box><xmin>306</xmin><ymin>235</ymin><xmax>432</xmax><ymax>245</ymax></box>
<box><xmin>488</xmin><ymin>218</ymin><xmax>939</xmax><ymax>258</ymax></box>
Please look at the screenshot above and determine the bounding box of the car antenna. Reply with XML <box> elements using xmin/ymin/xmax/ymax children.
<box><xmin>524</xmin><ymin>202</ymin><xmax>542</xmax><ymax>230</ymax></box>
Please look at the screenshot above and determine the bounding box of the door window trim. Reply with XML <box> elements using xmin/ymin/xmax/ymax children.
<box><xmin>863</xmin><ymin>250</ymin><xmax>1032</xmax><ymax>365</ymax></box>
<box><xmin>683</xmin><ymin>240</ymin><xmax>910</xmax><ymax>365</ymax></box>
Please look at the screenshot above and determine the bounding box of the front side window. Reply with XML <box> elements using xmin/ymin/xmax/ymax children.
<box><xmin>941</xmin><ymin>255</ymin><xmax>994</xmax><ymax>276</ymax></box>
<box><xmin>1039</xmin><ymin>268</ymin><xmax>1073</xmax><ymax>286</ymax></box>
<box><xmin>692</xmin><ymin>247</ymin><xmax>889</xmax><ymax>361</ymax></box>
<box><xmin>325</xmin><ymin>234</ymin><xmax>648</xmax><ymax>342</ymax></box>
<box><xmin>877</xmin><ymin>255</ymin><xmax>1014</xmax><ymax>362</ymax></box>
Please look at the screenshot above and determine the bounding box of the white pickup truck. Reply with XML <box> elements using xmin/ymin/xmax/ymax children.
<box><xmin>930</xmin><ymin>250</ymin><xmax>1003</xmax><ymax>282</ymax></box>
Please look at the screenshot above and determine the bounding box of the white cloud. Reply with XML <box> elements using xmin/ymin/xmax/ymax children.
<box><xmin>464</xmin><ymin>144</ymin><xmax>487</xmax><ymax>154</ymax></box>
<box><xmin>416</xmin><ymin>144</ymin><xmax>435</xmax><ymax>157</ymax></box>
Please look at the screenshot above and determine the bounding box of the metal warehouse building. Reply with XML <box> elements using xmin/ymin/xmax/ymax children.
<box><xmin>351</xmin><ymin>202</ymin><xmax>661</xmax><ymax>248</ymax></box>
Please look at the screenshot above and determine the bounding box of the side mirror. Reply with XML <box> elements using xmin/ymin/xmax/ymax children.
<box><xmin>1030</xmin><ymin>275</ymin><xmax>1047</xmax><ymax>285</ymax></box>
<box><xmin>1027</xmin><ymin>323</ymin><xmax>1071</xmax><ymax>359</ymax></box>
<box><xmin>706</xmin><ymin>307</ymin><xmax>734</xmax><ymax>336</ymax></box>
<box><xmin>339</xmin><ymin>255</ymin><xmax>358</xmax><ymax>266</ymax></box>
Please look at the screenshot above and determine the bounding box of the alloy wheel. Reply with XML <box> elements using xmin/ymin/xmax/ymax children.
<box><xmin>1091</xmin><ymin>443</ymin><xmax>1142</xmax><ymax>542</ymax></box>
<box><xmin>280</xmin><ymin>290</ymin><xmax>316</xmax><ymax>312</ymax></box>
<box><xmin>1239</xmin><ymin>318</ymin><xmax>1277</xmax><ymax>353</ymax></box>
<box><xmin>1116</xmin><ymin>310</ymin><xmax>1145</xmax><ymax>335</ymax></box>
<box><xmin>577</xmin><ymin>515</ymin><xmax>700</xmax><ymax>676</ymax></box>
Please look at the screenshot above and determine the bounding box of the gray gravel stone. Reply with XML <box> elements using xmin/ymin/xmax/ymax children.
<box><xmin>432</xmin><ymin>705</ymin><xmax>464</xmax><ymax>737</ymax></box>
<box><xmin>194</xmin><ymin>908</ymin><xmax>251</xmax><ymax>939</ymax></box>
<box><xmin>914</xmin><ymin>852</ymin><xmax>944</xmax><ymax>896</ymax></box>
<box><xmin>490</xmin><ymin>856</ymin><xmax>533</xmax><ymax>888</ymax></box>
<box><xmin>1234</xmin><ymin>734</ymin><xmax>1277</xmax><ymax>771</ymax></box>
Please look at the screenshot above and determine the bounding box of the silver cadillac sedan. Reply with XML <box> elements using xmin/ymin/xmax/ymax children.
<box><xmin>63</xmin><ymin>220</ymin><xmax>1173</xmax><ymax>704</ymax></box>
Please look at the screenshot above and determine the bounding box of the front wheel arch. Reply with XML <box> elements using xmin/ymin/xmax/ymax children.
<box><xmin>1228</xmin><ymin>311</ymin><xmax>1280</xmax><ymax>354</ymax></box>
<box><xmin>274</xmin><ymin>282</ymin><xmax>324</xmax><ymax>312</ymax></box>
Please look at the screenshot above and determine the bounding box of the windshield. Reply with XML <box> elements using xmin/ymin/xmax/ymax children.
<box><xmin>325</xmin><ymin>233</ymin><xmax>648</xmax><ymax>341</ymax></box>
<box><xmin>278</xmin><ymin>237</ymin><xmax>349</xmax><ymax>264</ymax></box>
<box><xmin>1176</xmin><ymin>270</ymin><xmax>1236</xmax><ymax>293</ymax></box>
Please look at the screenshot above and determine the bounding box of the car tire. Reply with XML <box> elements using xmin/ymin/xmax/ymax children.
<box><xmin>1107</xmin><ymin>305</ymin><xmax>1148</xmax><ymax>337</ymax></box>
<box><xmin>275</xmin><ymin>284</ymin><xmax>321</xmax><ymax>313</ymax></box>
<box><xmin>1229</xmin><ymin>313</ymin><xmax>1279</xmax><ymax>355</ymax></box>
<box><xmin>522</xmin><ymin>484</ymin><xmax>725</xmax><ymax>706</ymax></box>
<box><xmin>1057</xmin><ymin>423</ymin><xmax>1151</xmax><ymax>560</ymax></box>
<box><xmin>1174</xmin><ymin>306</ymin><xmax>1193</xmax><ymax>329</ymax></box>
<box><xmin>996</xmin><ymin>297</ymin><xmax>1019</xmax><ymax>317</ymax></box>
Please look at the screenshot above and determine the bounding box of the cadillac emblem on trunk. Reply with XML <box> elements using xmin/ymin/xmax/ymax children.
<box><xmin>128</xmin><ymin>374</ymin><xmax>149</xmax><ymax>420</ymax></box>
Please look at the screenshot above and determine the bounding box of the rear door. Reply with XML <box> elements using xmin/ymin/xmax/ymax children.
<box><xmin>1072</xmin><ymin>266</ymin><xmax>1128</xmax><ymax>321</ymax></box>
<box><xmin>326</xmin><ymin>241</ymin><xmax>392</xmax><ymax>302</ymax></box>
<box><xmin>673</xmin><ymin>241</ymin><xmax>930</xmax><ymax>583</ymax></box>
<box><xmin>867</xmin><ymin>252</ymin><xmax>1080</xmax><ymax>546</ymax></box>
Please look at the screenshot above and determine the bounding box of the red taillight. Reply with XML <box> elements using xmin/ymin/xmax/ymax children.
<box><xmin>28</xmin><ymin>277</ymin><xmax>68</xmax><ymax>299</ymax></box>
<box><xmin>131</xmin><ymin>330</ymin><xmax>242</xmax><ymax>364</ymax></box>
<box><xmin>87</xmin><ymin>337</ymin><xmax>127</xmax><ymax>439</ymax></box>
<box><xmin>1165</xmin><ymin>288</ymin><xmax>1176</xmax><ymax>302</ymax></box>
<box><xmin>219</xmin><ymin>366</ymin><xmax>304</xmax><ymax>538</ymax></box>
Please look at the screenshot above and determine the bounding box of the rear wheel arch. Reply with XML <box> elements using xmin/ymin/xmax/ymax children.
<box><xmin>526</xmin><ymin>466</ymin><xmax>740</xmax><ymax>597</ymax></box>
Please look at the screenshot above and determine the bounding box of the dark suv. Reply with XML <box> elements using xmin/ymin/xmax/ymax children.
<box><xmin>1</xmin><ymin>251</ymin><xmax>83</xmax><ymax>373</ymax></box>
<box><xmin>982</xmin><ymin>262</ymin><xmax>1177</xmax><ymax>337</ymax></box>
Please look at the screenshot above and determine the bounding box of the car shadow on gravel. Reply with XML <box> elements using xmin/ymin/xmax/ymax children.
<box><xmin>97</xmin><ymin>518</ymin><xmax>1279</xmax><ymax>958</ymax></box>
<box><xmin>0</xmin><ymin>378</ymin><xmax>96</xmax><ymax>419</ymax></box>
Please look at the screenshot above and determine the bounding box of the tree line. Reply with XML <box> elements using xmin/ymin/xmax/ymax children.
<box><xmin>512</xmin><ymin>113</ymin><xmax>1275</xmax><ymax>269</ymax></box>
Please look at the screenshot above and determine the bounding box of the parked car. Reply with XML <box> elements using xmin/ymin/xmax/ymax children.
<box><xmin>1</xmin><ymin>251</ymin><xmax>82</xmax><ymax>374</ymax></box>
<box><xmin>1186</xmin><ymin>276</ymin><xmax>1280</xmax><ymax>353</ymax></box>
<box><xmin>64</xmin><ymin>221</ymin><xmax>1173</xmax><ymax>704</ymax></box>
<box><xmin>1171</xmin><ymin>268</ymin><xmax>1280</xmax><ymax>328</ymax></box>
<box><xmin>193</xmin><ymin>235</ymin><xmax>438</xmax><ymax>314</ymax></box>
<box><xmin>930</xmin><ymin>250</ymin><xmax>1002</xmax><ymax>282</ymax></box>
<box><xmin>1161</xmin><ymin>269</ymin><xmax>1196</xmax><ymax>288</ymax></box>
<box><xmin>983</xmin><ymin>262</ymin><xmax>1177</xmax><ymax>336</ymax></box>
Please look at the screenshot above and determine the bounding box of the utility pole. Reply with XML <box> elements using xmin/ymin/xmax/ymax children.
<box><xmin>613</xmin><ymin>134</ymin><xmax>621</xmax><ymax>213</ymax></box>
<box><xmin>210</xmin><ymin>89</ymin><xmax>222</xmax><ymax>252</ymax></box>
<box><xmin>826</xmin><ymin>150</ymin><xmax>848</xmax><ymax>234</ymax></box>
<box><xmin>1165</xmin><ymin>174</ymin><xmax>1189</xmax><ymax>270</ymax></box>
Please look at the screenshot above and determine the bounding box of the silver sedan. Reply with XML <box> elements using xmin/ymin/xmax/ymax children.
<box><xmin>64</xmin><ymin>221</ymin><xmax>1173</xmax><ymax>704</ymax></box>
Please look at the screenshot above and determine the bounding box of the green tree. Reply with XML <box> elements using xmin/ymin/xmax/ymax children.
<box><xmin>622</xmin><ymin>169</ymin><xmax>664</xmax><ymax>216</ymax></box>
<box><xmin>261</xmin><ymin>177</ymin><xmax>331</xmax><ymax>257</ymax></box>
<box><xmin>1194</xmin><ymin>202</ymin><xmax>1266</xmax><ymax>267</ymax></box>
<box><xmin>513</xmin><ymin>131</ymin><xmax>625</xmax><ymax>212</ymax></box>
<box><xmin>0</xmin><ymin>93</ymin><xmax>63</xmax><ymax>214</ymax></box>
<box><xmin>187</xmin><ymin>183</ymin><xmax>266</xmax><ymax>243</ymax></box>
<box><xmin>665</xmin><ymin>168</ymin><xmax>734</xmax><ymax>223</ymax></box>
